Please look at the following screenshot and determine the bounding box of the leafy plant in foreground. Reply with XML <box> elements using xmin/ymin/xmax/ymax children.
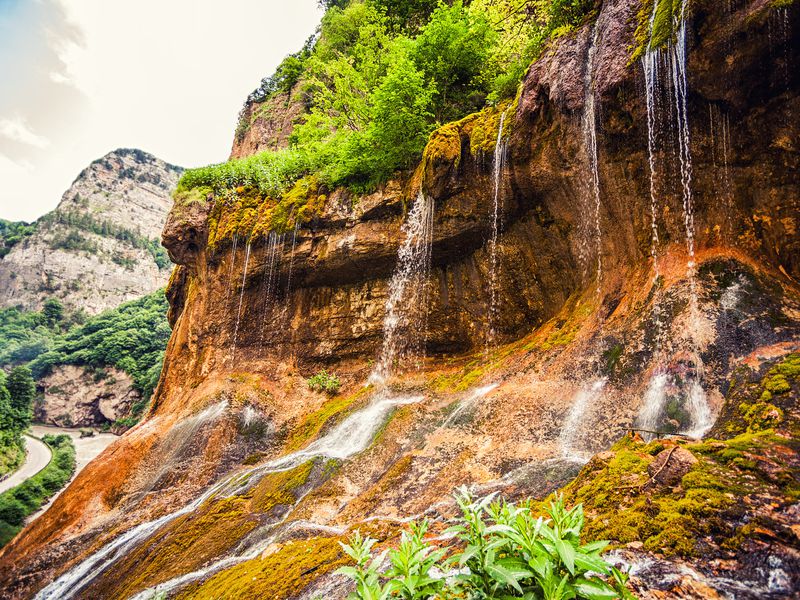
<box><xmin>337</xmin><ymin>491</ymin><xmax>634</xmax><ymax>599</ymax></box>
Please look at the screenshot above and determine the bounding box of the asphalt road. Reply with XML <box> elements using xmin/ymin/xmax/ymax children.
<box><xmin>0</xmin><ymin>435</ymin><xmax>51</xmax><ymax>495</ymax></box>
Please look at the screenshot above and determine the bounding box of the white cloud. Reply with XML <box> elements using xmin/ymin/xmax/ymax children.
<box><xmin>0</xmin><ymin>0</ymin><xmax>323</xmax><ymax>222</ymax></box>
<box><xmin>0</xmin><ymin>116</ymin><xmax>51</xmax><ymax>149</ymax></box>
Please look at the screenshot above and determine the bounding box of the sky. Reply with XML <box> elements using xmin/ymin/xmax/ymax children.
<box><xmin>0</xmin><ymin>0</ymin><xmax>323</xmax><ymax>222</ymax></box>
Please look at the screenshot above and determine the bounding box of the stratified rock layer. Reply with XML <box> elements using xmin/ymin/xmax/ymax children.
<box><xmin>0</xmin><ymin>1</ymin><xmax>797</xmax><ymax>599</ymax></box>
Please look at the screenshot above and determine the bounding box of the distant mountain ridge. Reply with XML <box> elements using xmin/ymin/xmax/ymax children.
<box><xmin>0</xmin><ymin>149</ymin><xmax>182</xmax><ymax>315</ymax></box>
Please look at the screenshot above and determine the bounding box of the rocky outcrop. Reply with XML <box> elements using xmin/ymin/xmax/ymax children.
<box><xmin>0</xmin><ymin>149</ymin><xmax>182</xmax><ymax>315</ymax></box>
<box><xmin>36</xmin><ymin>366</ymin><xmax>139</xmax><ymax>428</ymax></box>
<box><xmin>230</xmin><ymin>88</ymin><xmax>306</xmax><ymax>159</ymax></box>
<box><xmin>0</xmin><ymin>1</ymin><xmax>797</xmax><ymax>599</ymax></box>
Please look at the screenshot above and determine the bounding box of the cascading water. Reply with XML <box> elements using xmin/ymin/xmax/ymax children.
<box><xmin>486</xmin><ymin>112</ymin><xmax>507</xmax><ymax>352</ymax></box>
<box><xmin>36</xmin><ymin>391</ymin><xmax>424</xmax><ymax>600</ymax></box>
<box><xmin>558</xmin><ymin>378</ymin><xmax>607</xmax><ymax>462</ymax></box>
<box><xmin>39</xmin><ymin>191</ymin><xmax>438</xmax><ymax>600</ymax></box>
<box><xmin>582</xmin><ymin>24</ymin><xmax>604</xmax><ymax>307</ymax></box>
<box><xmin>370</xmin><ymin>190</ymin><xmax>435</xmax><ymax>386</ymax></box>
<box><xmin>636</xmin><ymin>0</ymin><xmax>713</xmax><ymax>439</ymax></box>
<box><xmin>230</xmin><ymin>240</ymin><xmax>251</xmax><ymax>362</ymax></box>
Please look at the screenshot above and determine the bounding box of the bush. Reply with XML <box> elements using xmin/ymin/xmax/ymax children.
<box><xmin>307</xmin><ymin>370</ymin><xmax>341</xmax><ymax>395</ymax></box>
<box><xmin>337</xmin><ymin>491</ymin><xmax>635</xmax><ymax>599</ymax></box>
<box><xmin>0</xmin><ymin>497</ymin><xmax>26</xmax><ymax>526</ymax></box>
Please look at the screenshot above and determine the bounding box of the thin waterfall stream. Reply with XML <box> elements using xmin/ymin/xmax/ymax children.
<box><xmin>487</xmin><ymin>111</ymin><xmax>507</xmax><ymax>352</ymax></box>
<box><xmin>557</xmin><ymin>24</ymin><xmax>606</xmax><ymax>461</ymax></box>
<box><xmin>230</xmin><ymin>240</ymin><xmax>251</xmax><ymax>363</ymax></box>
<box><xmin>370</xmin><ymin>190</ymin><xmax>435</xmax><ymax>386</ymax></box>
<box><xmin>635</xmin><ymin>0</ymin><xmax>713</xmax><ymax>439</ymax></box>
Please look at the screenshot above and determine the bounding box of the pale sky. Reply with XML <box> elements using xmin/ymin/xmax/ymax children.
<box><xmin>0</xmin><ymin>0</ymin><xmax>323</xmax><ymax>222</ymax></box>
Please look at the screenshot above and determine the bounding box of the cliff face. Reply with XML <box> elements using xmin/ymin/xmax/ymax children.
<box><xmin>0</xmin><ymin>1</ymin><xmax>798</xmax><ymax>599</ymax></box>
<box><xmin>230</xmin><ymin>87</ymin><xmax>306</xmax><ymax>159</ymax></box>
<box><xmin>0</xmin><ymin>149</ymin><xmax>182</xmax><ymax>316</ymax></box>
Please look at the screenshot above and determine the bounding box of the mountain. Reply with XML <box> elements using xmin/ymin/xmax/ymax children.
<box><xmin>0</xmin><ymin>148</ymin><xmax>182</xmax><ymax>316</ymax></box>
<box><xmin>0</xmin><ymin>1</ymin><xmax>798</xmax><ymax>599</ymax></box>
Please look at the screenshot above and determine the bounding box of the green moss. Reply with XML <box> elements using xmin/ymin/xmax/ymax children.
<box><xmin>764</xmin><ymin>374</ymin><xmax>791</xmax><ymax>394</ymax></box>
<box><xmin>630</xmin><ymin>0</ymin><xmax>688</xmax><ymax>63</ymax></box>
<box><xmin>177</xmin><ymin>535</ymin><xmax>348</xmax><ymax>600</ymax></box>
<box><xmin>551</xmin><ymin>427</ymin><xmax>798</xmax><ymax>558</ymax></box>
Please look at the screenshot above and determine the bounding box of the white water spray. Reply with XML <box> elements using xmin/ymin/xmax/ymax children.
<box><xmin>371</xmin><ymin>191</ymin><xmax>435</xmax><ymax>386</ymax></box>
<box><xmin>487</xmin><ymin>112</ymin><xmax>507</xmax><ymax>350</ymax></box>
<box><xmin>558</xmin><ymin>378</ymin><xmax>607</xmax><ymax>462</ymax></box>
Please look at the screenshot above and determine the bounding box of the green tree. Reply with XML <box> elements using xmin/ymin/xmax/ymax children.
<box><xmin>6</xmin><ymin>367</ymin><xmax>35</xmax><ymax>432</ymax></box>
<box><xmin>411</xmin><ymin>0</ymin><xmax>495</xmax><ymax>122</ymax></box>
<box><xmin>42</xmin><ymin>298</ymin><xmax>64</xmax><ymax>326</ymax></box>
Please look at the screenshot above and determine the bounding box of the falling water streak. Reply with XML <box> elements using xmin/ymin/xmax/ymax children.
<box><xmin>636</xmin><ymin>0</ymin><xmax>712</xmax><ymax>438</ymax></box>
<box><xmin>670</xmin><ymin>13</ymin><xmax>698</xmax><ymax>312</ymax></box>
<box><xmin>486</xmin><ymin>112</ymin><xmax>507</xmax><ymax>353</ymax></box>
<box><xmin>370</xmin><ymin>191</ymin><xmax>435</xmax><ymax>386</ymax></box>
<box><xmin>225</xmin><ymin>234</ymin><xmax>239</xmax><ymax>305</ymax></box>
<box><xmin>583</xmin><ymin>25</ymin><xmax>604</xmax><ymax>311</ymax></box>
<box><xmin>279</xmin><ymin>223</ymin><xmax>300</xmax><ymax>336</ymax></box>
<box><xmin>720</xmin><ymin>111</ymin><xmax>734</xmax><ymax>237</ymax></box>
<box><xmin>258</xmin><ymin>232</ymin><xmax>284</xmax><ymax>344</ymax></box>
<box><xmin>643</xmin><ymin>38</ymin><xmax>664</xmax><ymax>356</ymax></box>
<box><xmin>558</xmin><ymin>378</ymin><xmax>607</xmax><ymax>462</ymax></box>
<box><xmin>230</xmin><ymin>241</ymin><xmax>252</xmax><ymax>363</ymax></box>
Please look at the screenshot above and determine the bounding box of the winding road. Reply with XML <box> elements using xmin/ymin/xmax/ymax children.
<box><xmin>0</xmin><ymin>435</ymin><xmax>51</xmax><ymax>495</ymax></box>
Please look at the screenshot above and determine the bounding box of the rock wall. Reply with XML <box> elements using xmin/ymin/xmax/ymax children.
<box><xmin>0</xmin><ymin>149</ymin><xmax>182</xmax><ymax>315</ymax></box>
<box><xmin>0</xmin><ymin>1</ymin><xmax>797</xmax><ymax>598</ymax></box>
<box><xmin>230</xmin><ymin>87</ymin><xmax>306</xmax><ymax>159</ymax></box>
<box><xmin>36</xmin><ymin>365</ymin><xmax>139</xmax><ymax>428</ymax></box>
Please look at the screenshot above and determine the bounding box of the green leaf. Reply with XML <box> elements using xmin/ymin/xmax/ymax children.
<box><xmin>486</xmin><ymin>562</ymin><xmax>524</xmax><ymax>594</ymax></box>
<box><xmin>554</xmin><ymin>537</ymin><xmax>577</xmax><ymax>575</ymax></box>
<box><xmin>574</xmin><ymin>551</ymin><xmax>610</xmax><ymax>575</ymax></box>
<box><xmin>574</xmin><ymin>577</ymin><xmax>619</xmax><ymax>600</ymax></box>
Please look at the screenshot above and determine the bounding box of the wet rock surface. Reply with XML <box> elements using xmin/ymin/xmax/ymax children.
<box><xmin>0</xmin><ymin>1</ymin><xmax>798</xmax><ymax>599</ymax></box>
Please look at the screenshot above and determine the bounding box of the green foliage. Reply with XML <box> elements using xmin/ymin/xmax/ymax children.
<box><xmin>0</xmin><ymin>434</ymin><xmax>76</xmax><ymax>548</ymax></box>
<box><xmin>181</xmin><ymin>0</ymin><xmax>598</xmax><ymax>211</ymax></box>
<box><xmin>338</xmin><ymin>492</ymin><xmax>633</xmax><ymax>599</ymax></box>
<box><xmin>0</xmin><ymin>219</ymin><xmax>36</xmax><ymax>258</ymax></box>
<box><xmin>41</xmin><ymin>298</ymin><xmax>64</xmax><ymax>326</ymax></box>
<box><xmin>29</xmin><ymin>290</ymin><xmax>171</xmax><ymax>400</ymax></box>
<box><xmin>307</xmin><ymin>370</ymin><xmax>342</xmax><ymax>395</ymax></box>
<box><xmin>5</xmin><ymin>367</ymin><xmax>35</xmax><ymax>432</ymax></box>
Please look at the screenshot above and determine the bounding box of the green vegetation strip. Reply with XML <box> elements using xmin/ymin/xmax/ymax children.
<box><xmin>0</xmin><ymin>434</ymin><xmax>76</xmax><ymax>547</ymax></box>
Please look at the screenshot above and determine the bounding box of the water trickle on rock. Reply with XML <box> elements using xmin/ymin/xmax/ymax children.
<box><xmin>230</xmin><ymin>240</ymin><xmax>251</xmax><ymax>363</ymax></box>
<box><xmin>636</xmin><ymin>0</ymin><xmax>713</xmax><ymax>438</ymax></box>
<box><xmin>486</xmin><ymin>112</ymin><xmax>507</xmax><ymax>352</ymax></box>
<box><xmin>370</xmin><ymin>190</ymin><xmax>435</xmax><ymax>386</ymax></box>
<box><xmin>582</xmin><ymin>24</ymin><xmax>604</xmax><ymax>309</ymax></box>
<box><xmin>558</xmin><ymin>378</ymin><xmax>607</xmax><ymax>462</ymax></box>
